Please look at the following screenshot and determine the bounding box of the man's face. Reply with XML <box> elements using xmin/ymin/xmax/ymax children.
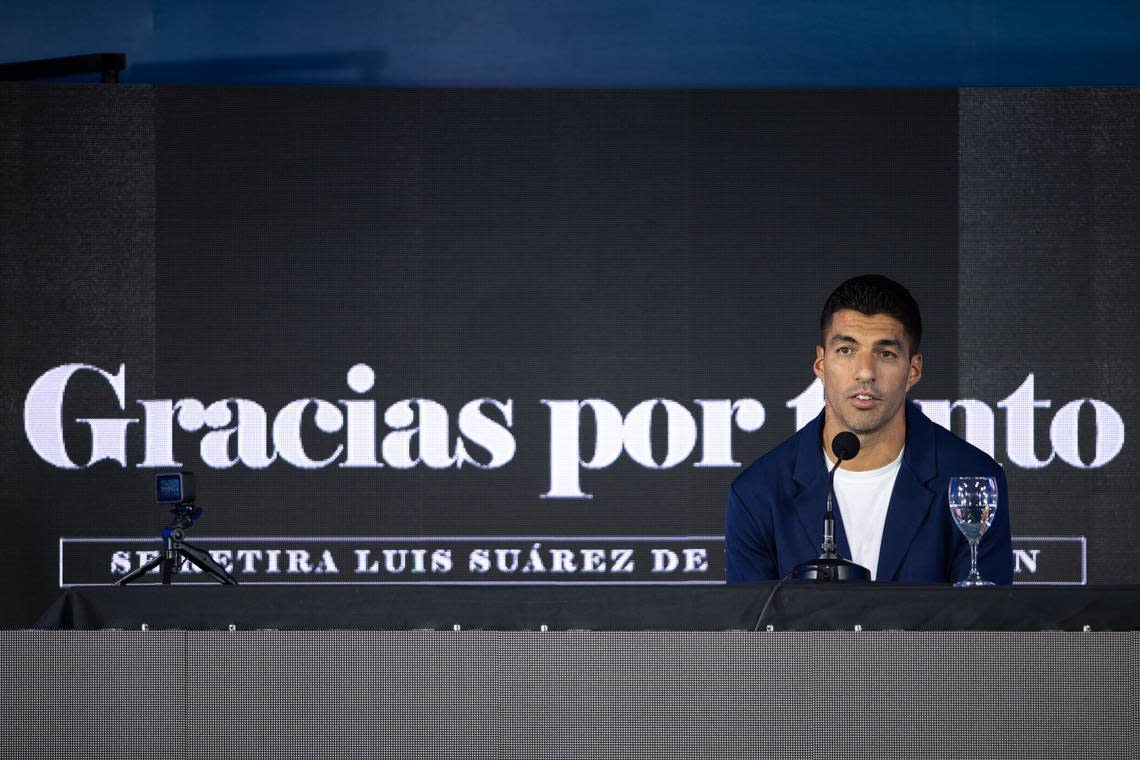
<box><xmin>813</xmin><ymin>309</ymin><xmax>922</xmax><ymax>436</ymax></box>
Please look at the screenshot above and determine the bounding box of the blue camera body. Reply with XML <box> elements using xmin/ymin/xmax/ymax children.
<box><xmin>155</xmin><ymin>472</ymin><xmax>196</xmax><ymax>504</ymax></box>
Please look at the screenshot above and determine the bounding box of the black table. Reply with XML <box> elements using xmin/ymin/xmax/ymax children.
<box><xmin>35</xmin><ymin>583</ymin><xmax>1140</xmax><ymax>631</ymax></box>
<box><xmin>15</xmin><ymin>584</ymin><xmax>1139</xmax><ymax>757</ymax></box>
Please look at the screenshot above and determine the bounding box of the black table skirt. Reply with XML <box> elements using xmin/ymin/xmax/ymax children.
<box><xmin>33</xmin><ymin>583</ymin><xmax>1140</xmax><ymax>631</ymax></box>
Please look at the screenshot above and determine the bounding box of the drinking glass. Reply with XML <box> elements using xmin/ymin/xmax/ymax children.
<box><xmin>948</xmin><ymin>476</ymin><xmax>998</xmax><ymax>587</ymax></box>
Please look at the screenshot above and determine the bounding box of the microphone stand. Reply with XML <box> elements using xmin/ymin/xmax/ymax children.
<box><xmin>792</xmin><ymin>449</ymin><xmax>871</xmax><ymax>582</ymax></box>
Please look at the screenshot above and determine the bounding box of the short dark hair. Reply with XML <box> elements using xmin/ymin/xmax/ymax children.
<box><xmin>820</xmin><ymin>274</ymin><xmax>922</xmax><ymax>354</ymax></box>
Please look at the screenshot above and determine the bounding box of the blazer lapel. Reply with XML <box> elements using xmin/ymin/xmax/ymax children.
<box><xmin>876</xmin><ymin>402</ymin><xmax>938</xmax><ymax>581</ymax></box>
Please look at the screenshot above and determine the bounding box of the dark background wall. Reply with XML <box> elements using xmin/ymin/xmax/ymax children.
<box><xmin>4</xmin><ymin>1</ymin><xmax>1140</xmax><ymax>87</ymax></box>
<box><xmin>3</xmin><ymin>5</ymin><xmax>1139</xmax><ymax>628</ymax></box>
<box><xmin>3</xmin><ymin>83</ymin><xmax>1138</xmax><ymax>627</ymax></box>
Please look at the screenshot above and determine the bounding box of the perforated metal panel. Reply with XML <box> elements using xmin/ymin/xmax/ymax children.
<box><xmin>4</xmin><ymin>631</ymin><xmax>1136</xmax><ymax>758</ymax></box>
<box><xmin>1</xmin><ymin>631</ymin><xmax>181</xmax><ymax>760</ymax></box>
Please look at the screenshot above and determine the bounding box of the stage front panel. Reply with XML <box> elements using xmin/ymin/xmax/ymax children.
<box><xmin>2</xmin><ymin>631</ymin><xmax>1135</xmax><ymax>759</ymax></box>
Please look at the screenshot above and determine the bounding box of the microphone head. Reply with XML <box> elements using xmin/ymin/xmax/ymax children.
<box><xmin>832</xmin><ymin>431</ymin><xmax>861</xmax><ymax>461</ymax></box>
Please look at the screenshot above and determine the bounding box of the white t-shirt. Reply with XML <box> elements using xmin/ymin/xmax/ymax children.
<box><xmin>823</xmin><ymin>446</ymin><xmax>904</xmax><ymax>581</ymax></box>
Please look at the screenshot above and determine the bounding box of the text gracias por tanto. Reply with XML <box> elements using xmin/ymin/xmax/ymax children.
<box><xmin>25</xmin><ymin>363</ymin><xmax>1125</xmax><ymax>499</ymax></box>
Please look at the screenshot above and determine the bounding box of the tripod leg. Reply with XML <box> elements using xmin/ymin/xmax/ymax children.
<box><xmin>176</xmin><ymin>541</ymin><xmax>239</xmax><ymax>586</ymax></box>
<box><xmin>115</xmin><ymin>554</ymin><xmax>165</xmax><ymax>586</ymax></box>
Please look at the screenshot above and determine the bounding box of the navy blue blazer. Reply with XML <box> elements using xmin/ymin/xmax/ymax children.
<box><xmin>725</xmin><ymin>401</ymin><xmax>1013</xmax><ymax>584</ymax></box>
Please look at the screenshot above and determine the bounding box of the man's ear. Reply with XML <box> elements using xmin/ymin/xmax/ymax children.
<box><xmin>813</xmin><ymin>345</ymin><xmax>825</xmax><ymax>381</ymax></box>
<box><xmin>907</xmin><ymin>352</ymin><xmax>923</xmax><ymax>389</ymax></box>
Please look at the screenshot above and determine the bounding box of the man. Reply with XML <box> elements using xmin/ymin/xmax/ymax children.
<box><xmin>725</xmin><ymin>274</ymin><xmax>1013</xmax><ymax>583</ymax></box>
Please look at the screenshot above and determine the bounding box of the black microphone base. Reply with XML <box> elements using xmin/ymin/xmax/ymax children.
<box><xmin>791</xmin><ymin>556</ymin><xmax>871</xmax><ymax>582</ymax></box>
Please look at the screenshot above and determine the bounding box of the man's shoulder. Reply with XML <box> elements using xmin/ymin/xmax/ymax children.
<box><xmin>731</xmin><ymin>425</ymin><xmax>805</xmax><ymax>496</ymax></box>
<box><xmin>915</xmin><ymin>405</ymin><xmax>1004</xmax><ymax>475</ymax></box>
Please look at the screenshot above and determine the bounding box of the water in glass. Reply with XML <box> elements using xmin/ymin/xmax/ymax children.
<box><xmin>948</xmin><ymin>475</ymin><xmax>998</xmax><ymax>587</ymax></box>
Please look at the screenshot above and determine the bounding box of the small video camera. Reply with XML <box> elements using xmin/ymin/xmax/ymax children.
<box><xmin>155</xmin><ymin>472</ymin><xmax>196</xmax><ymax>504</ymax></box>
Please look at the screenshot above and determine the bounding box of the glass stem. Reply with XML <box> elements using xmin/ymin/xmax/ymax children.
<box><xmin>968</xmin><ymin>539</ymin><xmax>980</xmax><ymax>580</ymax></box>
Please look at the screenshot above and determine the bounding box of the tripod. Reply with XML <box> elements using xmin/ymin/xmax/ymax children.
<box><xmin>116</xmin><ymin>501</ymin><xmax>238</xmax><ymax>586</ymax></box>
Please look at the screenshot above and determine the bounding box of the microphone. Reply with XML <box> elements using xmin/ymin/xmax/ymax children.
<box><xmin>822</xmin><ymin>432</ymin><xmax>859</xmax><ymax>555</ymax></box>
<box><xmin>831</xmin><ymin>430</ymin><xmax>860</xmax><ymax>461</ymax></box>
<box><xmin>791</xmin><ymin>431</ymin><xmax>872</xmax><ymax>582</ymax></box>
